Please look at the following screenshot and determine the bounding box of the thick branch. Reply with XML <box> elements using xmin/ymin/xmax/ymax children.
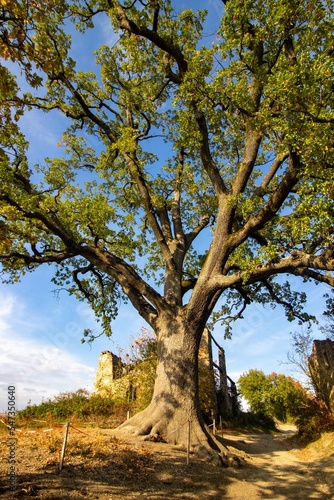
<box><xmin>170</xmin><ymin>148</ymin><xmax>185</xmax><ymax>245</ymax></box>
<box><xmin>122</xmin><ymin>152</ymin><xmax>175</xmax><ymax>271</ymax></box>
<box><xmin>292</xmin><ymin>268</ymin><xmax>334</xmax><ymax>287</ymax></box>
<box><xmin>193</xmin><ymin>107</ymin><xmax>227</xmax><ymax>196</ymax></box>
<box><xmin>211</xmin><ymin>250</ymin><xmax>334</xmax><ymax>291</ymax></box>
<box><xmin>284</xmin><ymin>34</ymin><xmax>297</xmax><ymax>67</ymax></box>
<box><xmin>1</xmin><ymin>193</ymin><xmax>79</xmax><ymax>250</ymax></box>
<box><xmin>0</xmin><ymin>250</ymin><xmax>77</xmax><ymax>267</ymax></box>
<box><xmin>258</xmin><ymin>153</ymin><xmax>289</xmax><ymax>191</ymax></box>
<box><xmin>110</xmin><ymin>2</ymin><xmax>188</xmax><ymax>80</ymax></box>
<box><xmin>234</xmin><ymin>151</ymin><xmax>302</xmax><ymax>246</ymax></box>
<box><xmin>80</xmin><ymin>245</ymin><xmax>164</xmax><ymax>324</ymax></box>
<box><xmin>232</xmin><ymin>124</ymin><xmax>262</xmax><ymax>195</ymax></box>
<box><xmin>185</xmin><ymin>215</ymin><xmax>211</xmax><ymax>249</ymax></box>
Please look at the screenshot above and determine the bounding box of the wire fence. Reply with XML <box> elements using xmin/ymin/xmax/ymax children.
<box><xmin>1</xmin><ymin>415</ymin><xmax>205</xmax><ymax>469</ymax></box>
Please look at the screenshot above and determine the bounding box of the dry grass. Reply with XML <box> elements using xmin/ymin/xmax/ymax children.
<box><xmin>1</xmin><ymin>418</ymin><xmax>334</xmax><ymax>499</ymax></box>
<box><xmin>0</xmin><ymin>420</ymin><xmax>154</xmax><ymax>468</ymax></box>
<box><xmin>293</xmin><ymin>431</ymin><xmax>334</xmax><ymax>461</ymax></box>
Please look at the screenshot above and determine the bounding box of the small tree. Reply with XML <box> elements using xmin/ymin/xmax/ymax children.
<box><xmin>287</xmin><ymin>323</ymin><xmax>334</xmax><ymax>404</ymax></box>
<box><xmin>238</xmin><ymin>369</ymin><xmax>272</xmax><ymax>416</ymax></box>
<box><xmin>238</xmin><ymin>369</ymin><xmax>308</xmax><ymax>423</ymax></box>
<box><xmin>286</xmin><ymin>328</ymin><xmax>315</xmax><ymax>388</ymax></box>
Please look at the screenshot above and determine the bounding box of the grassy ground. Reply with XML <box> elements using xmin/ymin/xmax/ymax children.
<box><xmin>1</xmin><ymin>415</ymin><xmax>333</xmax><ymax>499</ymax></box>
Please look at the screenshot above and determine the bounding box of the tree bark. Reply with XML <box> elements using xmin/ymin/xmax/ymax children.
<box><xmin>118</xmin><ymin>312</ymin><xmax>230</xmax><ymax>466</ymax></box>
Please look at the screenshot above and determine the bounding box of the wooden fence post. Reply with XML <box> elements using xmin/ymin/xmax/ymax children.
<box><xmin>59</xmin><ymin>422</ymin><xmax>70</xmax><ymax>471</ymax></box>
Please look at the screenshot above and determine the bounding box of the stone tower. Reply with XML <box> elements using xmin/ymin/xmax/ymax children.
<box><xmin>94</xmin><ymin>351</ymin><xmax>122</xmax><ymax>396</ymax></box>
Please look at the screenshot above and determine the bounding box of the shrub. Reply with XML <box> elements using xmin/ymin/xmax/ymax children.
<box><xmin>18</xmin><ymin>389</ymin><xmax>116</xmax><ymax>421</ymax></box>
<box><xmin>226</xmin><ymin>410</ymin><xmax>277</xmax><ymax>432</ymax></box>
<box><xmin>292</xmin><ymin>396</ymin><xmax>334</xmax><ymax>441</ymax></box>
<box><xmin>87</xmin><ymin>394</ymin><xmax>114</xmax><ymax>416</ymax></box>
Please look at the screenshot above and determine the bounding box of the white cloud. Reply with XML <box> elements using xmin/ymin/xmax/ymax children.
<box><xmin>20</xmin><ymin>108</ymin><xmax>66</xmax><ymax>160</ymax></box>
<box><xmin>0</xmin><ymin>290</ymin><xmax>95</xmax><ymax>411</ymax></box>
<box><xmin>95</xmin><ymin>13</ymin><xmax>120</xmax><ymax>48</ymax></box>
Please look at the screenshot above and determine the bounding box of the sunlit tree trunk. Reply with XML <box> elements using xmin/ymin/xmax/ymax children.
<box><xmin>120</xmin><ymin>311</ymin><xmax>229</xmax><ymax>465</ymax></box>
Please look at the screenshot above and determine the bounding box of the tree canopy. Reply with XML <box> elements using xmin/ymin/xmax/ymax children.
<box><xmin>1</xmin><ymin>0</ymin><xmax>334</xmax><ymax>461</ymax></box>
<box><xmin>238</xmin><ymin>368</ymin><xmax>334</xmax><ymax>438</ymax></box>
<box><xmin>1</xmin><ymin>0</ymin><xmax>334</xmax><ymax>333</ymax></box>
<box><xmin>238</xmin><ymin>369</ymin><xmax>308</xmax><ymax>422</ymax></box>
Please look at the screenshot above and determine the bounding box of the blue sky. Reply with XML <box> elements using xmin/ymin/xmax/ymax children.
<box><xmin>0</xmin><ymin>0</ymin><xmax>330</xmax><ymax>412</ymax></box>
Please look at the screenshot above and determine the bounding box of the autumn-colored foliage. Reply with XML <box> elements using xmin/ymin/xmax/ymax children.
<box><xmin>292</xmin><ymin>395</ymin><xmax>334</xmax><ymax>441</ymax></box>
<box><xmin>238</xmin><ymin>369</ymin><xmax>309</xmax><ymax>422</ymax></box>
<box><xmin>238</xmin><ymin>368</ymin><xmax>334</xmax><ymax>440</ymax></box>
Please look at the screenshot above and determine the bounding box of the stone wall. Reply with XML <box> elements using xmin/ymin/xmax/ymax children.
<box><xmin>198</xmin><ymin>329</ymin><xmax>218</xmax><ymax>419</ymax></box>
<box><xmin>308</xmin><ymin>339</ymin><xmax>334</xmax><ymax>412</ymax></box>
<box><xmin>94</xmin><ymin>348</ymin><xmax>155</xmax><ymax>407</ymax></box>
<box><xmin>94</xmin><ymin>331</ymin><xmax>235</xmax><ymax>419</ymax></box>
<box><xmin>94</xmin><ymin>351</ymin><xmax>122</xmax><ymax>397</ymax></box>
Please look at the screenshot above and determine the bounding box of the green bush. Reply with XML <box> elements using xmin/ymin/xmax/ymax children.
<box><xmin>292</xmin><ymin>396</ymin><xmax>334</xmax><ymax>441</ymax></box>
<box><xmin>18</xmin><ymin>389</ymin><xmax>115</xmax><ymax>421</ymax></box>
<box><xmin>87</xmin><ymin>394</ymin><xmax>114</xmax><ymax>416</ymax></box>
<box><xmin>237</xmin><ymin>368</ymin><xmax>334</xmax><ymax>441</ymax></box>
<box><xmin>227</xmin><ymin>410</ymin><xmax>277</xmax><ymax>432</ymax></box>
<box><xmin>238</xmin><ymin>369</ymin><xmax>309</xmax><ymax>423</ymax></box>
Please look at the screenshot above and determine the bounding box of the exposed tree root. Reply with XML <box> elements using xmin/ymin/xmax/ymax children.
<box><xmin>117</xmin><ymin>404</ymin><xmax>244</xmax><ymax>467</ymax></box>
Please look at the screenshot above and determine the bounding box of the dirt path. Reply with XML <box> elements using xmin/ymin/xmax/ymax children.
<box><xmin>0</xmin><ymin>424</ymin><xmax>333</xmax><ymax>499</ymax></box>
<box><xmin>220</xmin><ymin>424</ymin><xmax>334</xmax><ymax>499</ymax></box>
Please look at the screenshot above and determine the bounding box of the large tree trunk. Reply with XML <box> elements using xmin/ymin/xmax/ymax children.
<box><xmin>118</xmin><ymin>313</ymin><xmax>231</xmax><ymax>466</ymax></box>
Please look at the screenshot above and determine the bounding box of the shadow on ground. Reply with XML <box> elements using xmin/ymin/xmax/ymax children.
<box><xmin>1</xmin><ymin>428</ymin><xmax>333</xmax><ymax>499</ymax></box>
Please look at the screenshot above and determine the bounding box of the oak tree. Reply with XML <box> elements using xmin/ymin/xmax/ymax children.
<box><xmin>1</xmin><ymin>0</ymin><xmax>334</xmax><ymax>463</ymax></box>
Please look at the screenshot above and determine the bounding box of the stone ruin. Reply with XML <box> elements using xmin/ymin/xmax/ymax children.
<box><xmin>94</xmin><ymin>337</ymin><xmax>334</xmax><ymax>416</ymax></box>
<box><xmin>94</xmin><ymin>351</ymin><xmax>122</xmax><ymax>397</ymax></box>
<box><xmin>308</xmin><ymin>339</ymin><xmax>334</xmax><ymax>413</ymax></box>
<box><xmin>94</xmin><ymin>348</ymin><xmax>152</xmax><ymax>403</ymax></box>
<box><xmin>94</xmin><ymin>329</ymin><xmax>237</xmax><ymax>419</ymax></box>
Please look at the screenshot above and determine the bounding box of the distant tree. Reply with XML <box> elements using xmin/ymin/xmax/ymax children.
<box><xmin>1</xmin><ymin>0</ymin><xmax>334</xmax><ymax>463</ymax></box>
<box><xmin>269</xmin><ymin>372</ymin><xmax>308</xmax><ymax>422</ymax></box>
<box><xmin>320</xmin><ymin>293</ymin><xmax>334</xmax><ymax>339</ymax></box>
<box><xmin>238</xmin><ymin>369</ymin><xmax>308</xmax><ymax>422</ymax></box>
<box><xmin>238</xmin><ymin>369</ymin><xmax>272</xmax><ymax>416</ymax></box>
<box><xmin>287</xmin><ymin>321</ymin><xmax>334</xmax><ymax>396</ymax></box>
<box><xmin>286</xmin><ymin>328</ymin><xmax>315</xmax><ymax>387</ymax></box>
